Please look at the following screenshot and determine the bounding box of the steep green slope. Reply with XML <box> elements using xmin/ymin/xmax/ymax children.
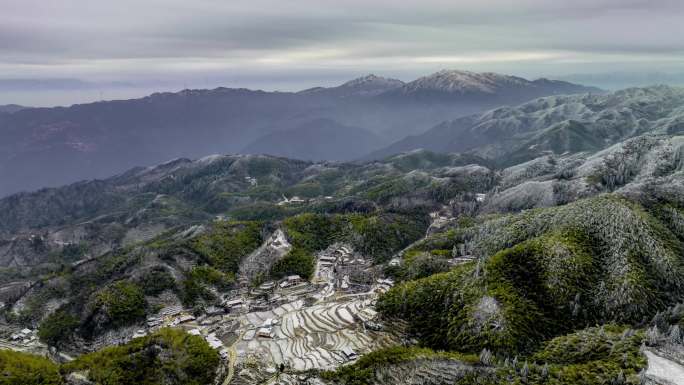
<box><xmin>0</xmin><ymin>328</ymin><xmax>219</xmax><ymax>385</ymax></box>
<box><xmin>323</xmin><ymin>325</ymin><xmax>647</xmax><ymax>385</ymax></box>
<box><xmin>61</xmin><ymin>328</ymin><xmax>219</xmax><ymax>385</ymax></box>
<box><xmin>0</xmin><ymin>350</ymin><xmax>63</xmax><ymax>385</ymax></box>
<box><xmin>379</xmin><ymin>195</ymin><xmax>684</xmax><ymax>354</ymax></box>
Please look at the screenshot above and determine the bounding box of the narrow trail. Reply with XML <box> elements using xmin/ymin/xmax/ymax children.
<box><xmin>222</xmin><ymin>324</ymin><xmax>247</xmax><ymax>385</ymax></box>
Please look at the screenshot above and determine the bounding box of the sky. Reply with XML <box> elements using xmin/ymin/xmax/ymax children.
<box><xmin>2</xmin><ymin>0</ymin><xmax>684</xmax><ymax>106</ymax></box>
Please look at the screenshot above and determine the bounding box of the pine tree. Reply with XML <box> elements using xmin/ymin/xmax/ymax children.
<box><xmin>521</xmin><ymin>361</ymin><xmax>529</xmax><ymax>381</ymax></box>
<box><xmin>541</xmin><ymin>363</ymin><xmax>549</xmax><ymax>379</ymax></box>
<box><xmin>647</xmin><ymin>326</ymin><xmax>660</xmax><ymax>345</ymax></box>
<box><xmin>479</xmin><ymin>348</ymin><xmax>493</xmax><ymax>366</ymax></box>
<box><xmin>669</xmin><ymin>324</ymin><xmax>681</xmax><ymax>344</ymax></box>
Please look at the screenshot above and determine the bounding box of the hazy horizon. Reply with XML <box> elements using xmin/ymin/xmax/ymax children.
<box><xmin>5</xmin><ymin>70</ymin><xmax>684</xmax><ymax>108</ymax></box>
<box><xmin>3</xmin><ymin>0</ymin><xmax>684</xmax><ymax>106</ymax></box>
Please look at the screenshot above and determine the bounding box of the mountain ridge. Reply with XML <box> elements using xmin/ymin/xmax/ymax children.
<box><xmin>0</xmin><ymin>70</ymin><xmax>598</xmax><ymax>197</ymax></box>
<box><xmin>0</xmin><ymin>104</ymin><xmax>27</xmax><ymax>113</ymax></box>
<box><xmin>368</xmin><ymin>85</ymin><xmax>683</xmax><ymax>164</ymax></box>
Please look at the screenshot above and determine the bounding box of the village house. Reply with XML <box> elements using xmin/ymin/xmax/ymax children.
<box><xmin>205</xmin><ymin>305</ymin><xmax>224</xmax><ymax>316</ymax></box>
<box><xmin>286</xmin><ymin>275</ymin><xmax>302</xmax><ymax>285</ymax></box>
<box><xmin>257</xmin><ymin>327</ymin><xmax>274</xmax><ymax>338</ymax></box>
<box><xmin>224</xmin><ymin>298</ymin><xmax>245</xmax><ymax>312</ymax></box>
<box><xmin>341</xmin><ymin>347</ymin><xmax>358</xmax><ymax>361</ymax></box>
<box><xmin>132</xmin><ymin>329</ymin><xmax>147</xmax><ymax>339</ymax></box>
<box><xmin>258</xmin><ymin>281</ymin><xmax>276</xmax><ymax>291</ymax></box>
<box><xmin>279</xmin><ymin>275</ymin><xmax>302</xmax><ymax>289</ymax></box>
<box><xmin>319</xmin><ymin>255</ymin><xmax>337</xmax><ymax>264</ymax></box>
<box><xmin>171</xmin><ymin>314</ymin><xmax>195</xmax><ymax>326</ymax></box>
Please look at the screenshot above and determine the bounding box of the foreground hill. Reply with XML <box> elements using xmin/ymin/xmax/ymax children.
<box><xmin>0</xmin><ymin>70</ymin><xmax>597</xmax><ymax>197</ymax></box>
<box><xmin>0</xmin><ymin>328</ymin><xmax>218</xmax><ymax>385</ymax></box>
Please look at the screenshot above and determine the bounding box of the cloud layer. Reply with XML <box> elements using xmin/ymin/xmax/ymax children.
<box><xmin>2</xmin><ymin>0</ymin><xmax>684</xmax><ymax>104</ymax></box>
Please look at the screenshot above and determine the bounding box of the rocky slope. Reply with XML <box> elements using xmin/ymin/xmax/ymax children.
<box><xmin>370</xmin><ymin>85</ymin><xmax>683</xmax><ymax>163</ymax></box>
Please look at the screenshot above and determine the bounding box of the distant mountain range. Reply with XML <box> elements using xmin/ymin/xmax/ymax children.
<box><xmin>0</xmin><ymin>104</ymin><xmax>27</xmax><ymax>113</ymax></box>
<box><xmin>298</xmin><ymin>74</ymin><xmax>405</xmax><ymax>98</ymax></box>
<box><xmin>0</xmin><ymin>70</ymin><xmax>599</xmax><ymax>197</ymax></box>
<box><xmin>383</xmin><ymin>70</ymin><xmax>598</xmax><ymax>102</ymax></box>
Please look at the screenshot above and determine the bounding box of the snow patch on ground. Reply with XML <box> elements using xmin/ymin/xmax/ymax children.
<box><xmin>645</xmin><ymin>350</ymin><xmax>684</xmax><ymax>385</ymax></box>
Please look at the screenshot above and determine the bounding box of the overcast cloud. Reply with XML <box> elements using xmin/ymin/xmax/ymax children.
<box><xmin>2</xmin><ymin>0</ymin><xmax>684</xmax><ymax>105</ymax></box>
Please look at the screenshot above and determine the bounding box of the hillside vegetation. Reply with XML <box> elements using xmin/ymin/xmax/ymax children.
<box><xmin>379</xmin><ymin>195</ymin><xmax>684</xmax><ymax>354</ymax></box>
<box><xmin>0</xmin><ymin>328</ymin><xmax>218</xmax><ymax>385</ymax></box>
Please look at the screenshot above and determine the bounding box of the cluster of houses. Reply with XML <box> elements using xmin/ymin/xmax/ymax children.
<box><xmin>277</xmin><ymin>195</ymin><xmax>306</xmax><ymax>206</ymax></box>
<box><xmin>223</xmin><ymin>276</ymin><xmax>306</xmax><ymax>315</ymax></box>
<box><xmin>337</xmin><ymin>245</ymin><xmax>365</xmax><ymax>265</ymax></box>
<box><xmin>121</xmin><ymin>240</ymin><xmax>401</xmax><ymax>373</ymax></box>
<box><xmin>253</xmin><ymin>275</ymin><xmax>304</xmax><ymax>295</ymax></box>
<box><xmin>170</xmin><ymin>314</ymin><xmax>196</xmax><ymax>326</ymax></box>
<box><xmin>245</xmin><ymin>176</ymin><xmax>258</xmax><ymax>186</ymax></box>
<box><xmin>142</xmin><ymin>303</ymin><xmax>232</xmax><ymax>360</ymax></box>
<box><xmin>146</xmin><ymin>305</ymin><xmax>188</xmax><ymax>328</ymax></box>
<box><xmin>317</xmin><ymin>244</ymin><xmax>364</xmax><ymax>274</ymax></box>
<box><xmin>10</xmin><ymin>328</ymin><xmax>37</xmax><ymax>345</ymax></box>
<box><xmin>188</xmin><ymin>329</ymin><xmax>229</xmax><ymax>359</ymax></box>
<box><xmin>276</xmin><ymin>194</ymin><xmax>337</xmax><ymax>206</ymax></box>
<box><xmin>223</xmin><ymin>298</ymin><xmax>246</xmax><ymax>313</ymax></box>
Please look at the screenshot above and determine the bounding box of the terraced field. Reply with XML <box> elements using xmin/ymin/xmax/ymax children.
<box><xmin>236</xmin><ymin>296</ymin><xmax>396</xmax><ymax>371</ymax></box>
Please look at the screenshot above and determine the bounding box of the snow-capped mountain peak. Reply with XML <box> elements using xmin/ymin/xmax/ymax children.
<box><xmin>400</xmin><ymin>69</ymin><xmax>530</xmax><ymax>94</ymax></box>
<box><xmin>339</xmin><ymin>74</ymin><xmax>404</xmax><ymax>89</ymax></box>
<box><xmin>299</xmin><ymin>74</ymin><xmax>404</xmax><ymax>97</ymax></box>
